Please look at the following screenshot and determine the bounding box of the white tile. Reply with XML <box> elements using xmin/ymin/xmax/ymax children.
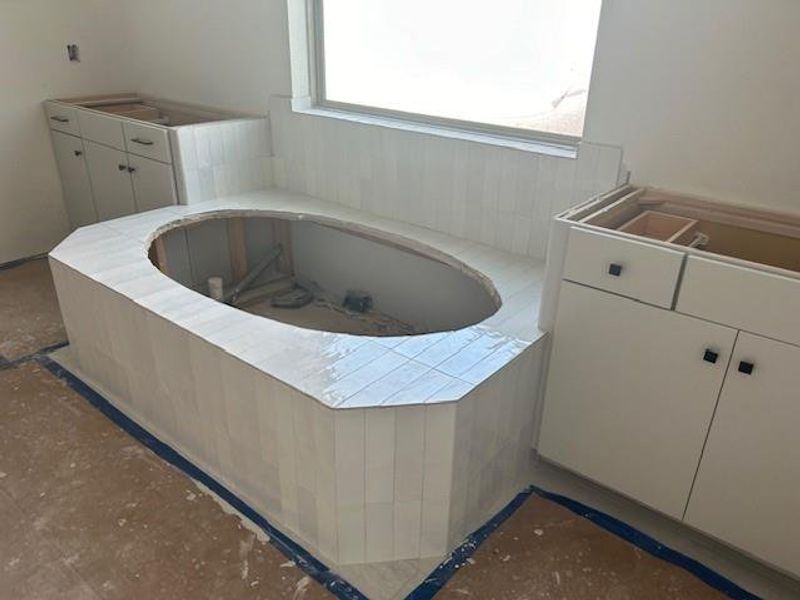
<box><xmin>394</xmin><ymin>406</ymin><xmax>425</xmax><ymax>502</ymax></box>
<box><xmin>393</xmin><ymin>500</ymin><xmax>422</xmax><ymax>560</ymax></box>
<box><xmin>383</xmin><ymin>368</ymin><xmax>454</xmax><ymax>406</ymax></box>
<box><xmin>342</xmin><ymin>360</ymin><xmax>429</xmax><ymax>408</ymax></box>
<box><xmin>365</xmin><ymin>408</ymin><xmax>395</xmax><ymax>504</ymax></box>
<box><xmin>337</xmin><ymin>506</ymin><xmax>366</xmax><ymax>564</ymax></box>
<box><xmin>365</xmin><ymin>502</ymin><xmax>395</xmax><ymax>563</ymax></box>
<box><xmin>422</xmin><ymin>404</ymin><xmax>457</xmax><ymax>501</ymax></box>
<box><xmin>420</xmin><ymin>498</ymin><xmax>450</xmax><ymax>557</ymax></box>
<box><xmin>335</xmin><ymin>409</ymin><xmax>365</xmax><ymax>508</ymax></box>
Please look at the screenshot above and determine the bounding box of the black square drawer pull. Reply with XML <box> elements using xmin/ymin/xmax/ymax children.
<box><xmin>738</xmin><ymin>361</ymin><xmax>755</xmax><ymax>375</ymax></box>
<box><xmin>608</xmin><ymin>263</ymin><xmax>623</xmax><ymax>277</ymax></box>
<box><xmin>703</xmin><ymin>349</ymin><xmax>719</xmax><ymax>364</ymax></box>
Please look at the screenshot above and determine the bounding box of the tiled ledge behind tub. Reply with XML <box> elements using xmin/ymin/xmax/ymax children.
<box><xmin>268</xmin><ymin>96</ymin><xmax>624</xmax><ymax>260</ymax></box>
<box><xmin>173</xmin><ymin>117</ymin><xmax>274</xmax><ymax>205</ymax></box>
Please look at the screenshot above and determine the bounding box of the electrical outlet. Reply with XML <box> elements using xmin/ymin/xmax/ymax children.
<box><xmin>67</xmin><ymin>44</ymin><xmax>80</xmax><ymax>62</ymax></box>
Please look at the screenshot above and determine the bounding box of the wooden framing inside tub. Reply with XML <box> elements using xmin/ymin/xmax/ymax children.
<box><xmin>148</xmin><ymin>212</ymin><xmax>502</xmax><ymax>337</ymax></box>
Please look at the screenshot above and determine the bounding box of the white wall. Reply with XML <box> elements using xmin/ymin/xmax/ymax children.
<box><xmin>0</xmin><ymin>0</ymin><xmax>132</xmax><ymax>264</ymax></box>
<box><xmin>117</xmin><ymin>0</ymin><xmax>800</xmax><ymax>242</ymax></box>
<box><xmin>120</xmin><ymin>0</ymin><xmax>291</xmax><ymax>114</ymax></box>
<box><xmin>9</xmin><ymin>0</ymin><xmax>800</xmax><ymax>262</ymax></box>
<box><xmin>586</xmin><ymin>0</ymin><xmax>800</xmax><ymax>211</ymax></box>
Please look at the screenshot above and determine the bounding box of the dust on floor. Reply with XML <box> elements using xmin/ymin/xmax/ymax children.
<box><xmin>435</xmin><ymin>495</ymin><xmax>725</xmax><ymax>599</ymax></box>
<box><xmin>0</xmin><ymin>259</ymin><xmax>66</xmax><ymax>361</ymax></box>
<box><xmin>0</xmin><ymin>361</ymin><xmax>333</xmax><ymax>600</ymax></box>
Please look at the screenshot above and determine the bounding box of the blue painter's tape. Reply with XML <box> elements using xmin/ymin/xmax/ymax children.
<box><xmin>38</xmin><ymin>355</ymin><xmax>369</xmax><ymax>600</ymax></box>
<box><xmin>36</xmin><ymin>352</ymin><xmax>759</xmax><ymax>600</ymax></box>
<box><xmin>407</xmin><ymin>483</ymin><xmax>759</xmax><ymax>600</ymax></box>
<box><xmin>530</xmin><ymin>486</ymin><xmax>760</xmax><ymax>600</ymax></box>
<box><xmin>406</xmin><ymin>488</ymin><xmax>532</xmax><ymax>599</ymax></box>
<box><xmin>0</xmin><ymin>252</ymin><xmax>47</xmax><ymax>271</ymax></box>
<box><xmin>0</xmin><ymin>340</ymin><xmax>69</xmax><ymax>371</ymax></box>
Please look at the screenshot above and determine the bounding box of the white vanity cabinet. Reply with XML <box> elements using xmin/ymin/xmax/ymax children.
<box><xmin>539</xmin><ymin>281</ymin><xmax>736</xmax><ymax>519</ymax></box>
<box><xmin>83</xmin><ymin>141</ymin><xmax>137</xmax><ymax>220</ymax></box>
<box><xmin>45</xmin><ymin>94</ymin><xmax>271</xmax><ymax>230</ymax></box>
<box><xmin>50</xmin><ymin>131</ymin><xmax>96</xmax><ymax>227</ymax></box>
<box><xmin>685</xmin><ymin>332</ymin><xmax>800</xmax><ymax>576</ymax></box>
<box><xmin>539</xmin><ymin>185</ymin><xmax>800</xmax><ymax>577</ymax></box>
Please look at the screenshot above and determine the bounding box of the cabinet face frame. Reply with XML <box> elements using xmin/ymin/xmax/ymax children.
<box><xmin>83</xmin><ymin>141</ymin><xmax>137</xmax><ymax>221</ymax></box>
<box><xmin>685</xmin><ymin>331</ymin><xmax>800</xmax><ymax>577</ymax></box>
<box><xmin>539</xmin><ymin>281</ymin><xmax>738</xmax><ymax>519</ymax></box>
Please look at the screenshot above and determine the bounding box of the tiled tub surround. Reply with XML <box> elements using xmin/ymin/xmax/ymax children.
<box><xmin>49</xmin><ymin>188</ymin><xmax>547</xmax><ymax>567</ymax></box>
<box><xmin>269</xmin><ymin>96</ymin><xmax>625</xmax><ymax>260</ymax></box>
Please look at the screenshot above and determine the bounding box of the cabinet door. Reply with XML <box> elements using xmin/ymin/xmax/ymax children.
<box><xmin>539</xmin><ymin>282</ymin><xmax>737</xmax><ymax>519</ymax></box>
<box><xmin>685</xmin><ymin>332</ymin><xmax>800</xmax><ymax>575</ymax></box>
<box><xmin>128</xmin><ymin>155</ymin><xmax>177</xmax><ymax>213</ymax></box>
<box><xmin>84</xmin><ymin>141</ymin><xmax>136</xmax><ymax>221</ymax></box>
<box><xmin>50</xmin><ymin>131</ymin><xmax>97</xmax><ymax>228</ymax></box>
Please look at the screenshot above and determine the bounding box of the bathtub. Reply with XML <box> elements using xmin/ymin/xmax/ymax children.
<box><xmin>48</xmin><ymin>188</ymin><xmax>547</xmax><ymax>567</ymax></box>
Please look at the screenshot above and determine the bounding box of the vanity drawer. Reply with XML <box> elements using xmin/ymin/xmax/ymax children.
<box><xmin>123</xmin><ymin>121</ymin><xmax>171</xmax><ymax>163</ymax></box>
<box><xmin>77</xmin><ymin>110</ymin><xmax>125</xmax><ymax>150</ymax></box>
<box><xmin>45</xmin><ymin>102</ymin><xmax>80</xmax><ymax>136</ymax></box>
<box><xmin>677</xmin><ymin>256</ymin><xmax>800</xmax><ymax>346</ymax></box>
<box><xmin>563</xmin><ymin>227</ymin><xmax>685</xmax><ymax>308</ymax></box>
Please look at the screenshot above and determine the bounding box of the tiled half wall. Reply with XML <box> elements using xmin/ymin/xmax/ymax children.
<box><xmin>268</xmin><ymin>96</ymin><xmax>624</xmax><ymax>260</ymax></box>
<box><xmin>50</xmin><ymin>259</ymin><xmax>546</xmax><ymax>565</ymax></box>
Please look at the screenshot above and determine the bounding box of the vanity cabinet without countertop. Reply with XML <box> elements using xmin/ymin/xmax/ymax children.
<box><xmin>45</xmin><ymin>93</ymin><xmax>271</xmax><ymax>229</ymax></box>
<box><xmin>538</xmin><ymin>185</ymin><xmax>800</xmax><ymax>577</ymax></box>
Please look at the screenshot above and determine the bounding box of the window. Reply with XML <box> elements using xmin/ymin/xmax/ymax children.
<box><xmin>313</xmin><ymin>1</ymin><xmax>603</xmax><ymax>142</ymax></box>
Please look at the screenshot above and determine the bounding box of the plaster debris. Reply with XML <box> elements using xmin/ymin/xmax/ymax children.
<box><xmin>280</xmin><ymin>560</ymin><xmax>296</xmax><ymax>568</ymax></box>
<box><xmin>501</xmin><ymin>554</ymin><xmax>512</xmax><ymax>562</ymax></box>
<box><xmin>466</xmin><ymin>557</ymin><xmax>476</xmax><ymax>565</ymax></box>
<box><xmin>239</xmin><ymin>536</ymin><xmax>255</xmax><ymax>580</ymax></box>
<box><xmin>185</xmin><ymin>490</ymin><xmax>197</xmax><ymax>501</ymax></box>
<box><xmin>192</xmin><ymin>480</ymin><xmax>270</xmax><ymax>544</ymax></box>
<box><xmin>0</xmin><ymin>472</ymin><xmax>6</xmax><ymax>478</ymax></box>
<box><xmin>534</xmin><ymin>529</ymin><xmax>544</xmax><ymax>536</ymax></box>
<box><xmin>293</xmin><ymin>575</ymin><xmax>311</xmax><ymax>599</ymax></box>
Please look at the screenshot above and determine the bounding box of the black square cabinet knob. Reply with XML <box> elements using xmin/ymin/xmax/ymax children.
<box><xmin>703</xmin><ymin>349</ymin><xmax>719</xmax><ymax>364</ymax></box>
<box><xmin>608</xmin><ymin>263</ymin><xmax>623</xmax><ymax>277</ymax></box>
<box><xmin>738</xmin><ymin>361</ymin><xmax>755</xmax><ymax>375</ymax></box>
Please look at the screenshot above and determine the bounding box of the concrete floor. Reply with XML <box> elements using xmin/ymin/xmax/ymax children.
<box><xmin>0</xmin><ymin>257</ymin><xmax>779</xmax><ymax>599</ymax></box>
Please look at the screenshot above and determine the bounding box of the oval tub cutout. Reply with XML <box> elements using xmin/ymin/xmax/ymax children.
<box><xmin>148</xmin><ymin>214</ymin><xmax>500</xmax><ymax>337</ymax></box>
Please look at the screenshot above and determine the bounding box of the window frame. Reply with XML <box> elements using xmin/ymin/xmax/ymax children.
<box><xmin>308</xmin><ymin>0</ymin><xmax>588</xmax><ymax>149</ymax></box>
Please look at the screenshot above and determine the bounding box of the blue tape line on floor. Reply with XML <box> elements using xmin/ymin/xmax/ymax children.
<box><xmin>0</xmin><ymin>340</ymin><xmax>69</xmax><ymax>371</ymax></box>
<box><xmin>38</xmin><ymin>355</ymin><xmax>368</xmax><ymax>600</ymax></box>
<box><xmin>407</xmin><ymin>484</ymin><xmax>758</xmax><ymax>600</ymax></box>
<box><xmin>530</xmin><ymin>485</ymin><xmax>759</xmax><ymax>600</ymax></box>
<box><xmin>406</xmin><ymin>488</ymin><xmax>532</xmax><ymax>599</ymax></box>
<box><xmin>36</xmin><ymin>353</ymin><xmax>758</xmax><ymax>600</ymax></box>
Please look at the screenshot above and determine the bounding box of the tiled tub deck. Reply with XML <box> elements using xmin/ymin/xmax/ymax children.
<box><xmin>48</xmin><ymin>188</ymin><xmax>547</xmax><ymax>566</ymax></box>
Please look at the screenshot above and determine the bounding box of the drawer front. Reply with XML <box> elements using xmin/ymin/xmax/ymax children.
<box><xmin>563</xmin><ymin>227</ymin><xmax>685</xmax><ymax>308</ymax></box>
<box><xmin>123</xmin><ymin>121</ymin><xmax>171</xmax><ymax>163</ymax></box>
<box><xmin>45</xmin><ymin>102</ymin><xmax>80</xmax><ymax>136</ymax></box>
<box><xmin>77</xmin><ymin>110</ymin><xmax>125</xmax><ymax>150</ymax></box>
<box><xmin>677</xmin><ymin>256</ymin><xmax>800</xmax><ymax>346</ymax></box>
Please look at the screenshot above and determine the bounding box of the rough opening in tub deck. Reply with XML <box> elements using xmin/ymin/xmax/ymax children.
<box><xmin>148</xmin><ymin>215</ymin><xmax>500</xmax><ymax>336</ymax></box>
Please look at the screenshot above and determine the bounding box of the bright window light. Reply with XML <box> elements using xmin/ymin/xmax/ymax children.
<box><xmin>319</xmin><ymin>0</ymin><xmax>603</xmax><ymax>139</ymax></box>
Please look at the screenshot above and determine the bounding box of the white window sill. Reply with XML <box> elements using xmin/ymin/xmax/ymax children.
<box><xmin>291</xmin><ymin>102</ymin><xmax>579</xmax><ymax>160</ymax></box>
